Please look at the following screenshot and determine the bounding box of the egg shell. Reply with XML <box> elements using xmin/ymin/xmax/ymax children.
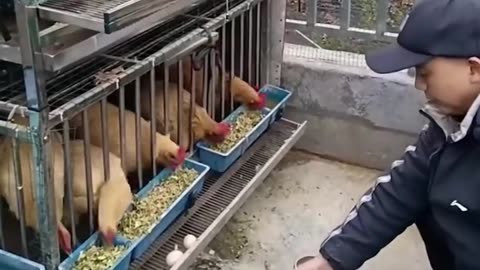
<box><xmin>183</xmin><ymin>234</ymin><xmax>197</xmax><ymax>249</ymax></box>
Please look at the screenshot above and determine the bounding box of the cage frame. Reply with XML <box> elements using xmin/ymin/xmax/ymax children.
<box><xmin>0</xmin><ymin>0</ymin><xmax>287</xmax><ymax>268</ymax></box>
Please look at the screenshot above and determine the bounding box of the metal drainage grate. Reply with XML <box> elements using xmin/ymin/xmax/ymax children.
<box><xmin>129</xmin><ymin>118</ymin><xmax>306</xmax><ymax>270</ymax></box>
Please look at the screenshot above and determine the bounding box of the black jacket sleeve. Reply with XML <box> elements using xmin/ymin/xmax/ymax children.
<box><xmin>319</xmin><ymin>124</ymin><xmax>437</xmax><ymax>270</ymax></box>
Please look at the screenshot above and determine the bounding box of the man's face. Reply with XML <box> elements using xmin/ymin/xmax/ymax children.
<box><xmin>415</xmin><ymin>57</ymin><xmax>480</xmax><ymax>116</ymax></box>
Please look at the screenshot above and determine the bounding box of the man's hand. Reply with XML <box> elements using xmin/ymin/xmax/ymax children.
<box><xmin>296</xmin><ymin>255</ymin><xmax>334</xmax><ymax>270</ymax></box>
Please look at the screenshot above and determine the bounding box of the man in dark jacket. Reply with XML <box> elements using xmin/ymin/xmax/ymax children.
<box><xmin>297</xmin><ymin>0</ymin><xmax>480</xmax><ymax>269</ymax></box>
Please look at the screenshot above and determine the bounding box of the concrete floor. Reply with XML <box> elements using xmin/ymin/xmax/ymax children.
<box><xmin>191</xmin><ymin>150</ymin><xmax>431</xmax><ymax>270</ymax></box>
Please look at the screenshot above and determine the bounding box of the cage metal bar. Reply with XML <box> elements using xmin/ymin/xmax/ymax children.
<box><xmin>239</xmin><ymin>13</ymin><xmax>245</xmax><ymax>80</ymax></box>
<box><xmin>247</xmin><ymin>7</ymin><xmax>253</xmax><ymax>85</ymax></box>
<box><xmin>119</xmin><ymin>86</ymin><xmax>127</xmax><ymax>171</ymax></box>
<box><xmin>149</xmin><ymin>67</ymin><xmax>157</xmax><ymax>175</ymax></box>
<box><xmin>135</xmin><ymin>78</ymin><xmax>143</xmax><ymax>188</ymax></box>
<box><xmin>15</xmin><ymin>2</ymin><xmax>60</xmax><ymax>268</ymax></box>
<box><xmin>177</xmin><ymin>61</ymin><xmax>184</xmax><ymax>146</ymax></box>
<box><xmin>100</xmin><ymin>99</ymin><xmax>110</xmax><ymax>182</ymax></box>
<box><xmin>0</xmin><ymin>200</ymin><xmax>5</xmax><ymax>250</ymax></box>
<box><xmin>230</xmin><ymin>18</ymin><xmax>235</xmax><ymax>112</ymax></box>
<box><xmin>46</xmin><ymin>2</ymin><xmax>243</xmax><ymax>127</ymax></box>
<box><xmin>189</xmin><ymin>56</ymin><xmax>195</xmax><ymax>153</ymax></box>
<box><xmin>209</xmin><ymin>49</ymin><xmax>216</xmax><ymax>118</ymax></box>
<box><xmin>255</xmin><ymin>2</ymin><xmax>261</xmax><ymax>86</ymax></box>
<box><xmin>196</xmin><ymin>0</ymin><xmax>261</xmax><ymax>32</ymax></box>
<box><xmin>11</xmin><ymin>138</ymin><xmax>28</xmax><ymax>258</ymax></box>
<box><xmin>62</xmin><ymin>120</ymin><xmax>77</xmax><ymax>247</ymax></box>
<box><xmin>48</xmin><ymin>31</ymin><xmax>210</xmax><ymax>126</ymax></box>
<box><xmin>163</xmin><ymin>66</ymin><xmax>169</xmax><ymax>137</ymax></box>
<box><xmin>163</xmin><ymin>33</ymin><xmax>219</xmax><ymax>66</ymax></box>
<box><xmin>38</xmin><ymin>0</ymin><xmax>207</xmax><ymax>34</ymax></box>
<box><xmin>0</xmin><ymin>102</ymin><xmax>29</xmax><ymax>121</ymax></box>
<box><xmin>221</xmin><ymin>25</ymin><xmax>226</xmax><ymax>119</ymax></box>
<box><xmin>81</xmin><ymin>110</ymin><xmax>95</xmax><ymax>234</ymax></box>
<box><xmin>0</xmin><ymin>121</ymin><xmax>31</xmax><ymax>143</ymax></box>
<box><xmin>202</xmin><ymin>56</ymin><xmax>208</xmax><ymax>110</ymax></box>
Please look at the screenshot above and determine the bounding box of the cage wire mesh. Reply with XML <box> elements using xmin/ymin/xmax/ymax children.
<box><xmin>286</xmin><ymin>0</ymin><xmax>413</xmax><ymax>68</ymax></box>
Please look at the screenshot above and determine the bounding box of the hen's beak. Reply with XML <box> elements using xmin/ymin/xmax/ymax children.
<box><xmin>58</xmin><ymin>223</ymin><xmax>72</xmax><ymax>254</ymax></box>
<box><xmin>101</xmin><ymin>228</ymin><xmax>116</xmax><ymax>246</ymax></box>
<box><xmin>207</xmin><ymin>123</ymin><xmax>231</xmax><ymax>143</ymax></box>
<box><xmin>248</xmin><ymin>93</ymin><xmax>266</xmax><ymax>110</ymax></box>
<box><xmin>169</xmin><ymin>147</ymin><xmax>187</xmax><ymax>169</ymax></box>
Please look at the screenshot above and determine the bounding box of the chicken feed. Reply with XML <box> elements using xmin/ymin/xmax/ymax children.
<box><xmin>118</xmin><ymin>168</ymin><xmax>199</xmax><ymax>240</ymax></box>
<box><xmin>72</xmin><ymin>245</ymin><xmax>127</xmax><ymax>270</ymax></box>
<box><xmin>210</xmin><ymin>111</ymin><xmax>263</xmax><ymax>153</ymax></box>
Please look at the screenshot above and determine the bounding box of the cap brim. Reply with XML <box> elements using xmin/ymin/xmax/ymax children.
<box><xmin>365</xmin><ymin>43</ymin><xmax>432</xmax><ymax>74</ymax></box>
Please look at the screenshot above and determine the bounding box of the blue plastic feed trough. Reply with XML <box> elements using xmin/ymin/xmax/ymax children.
<box><xmin>0</xmin><ymin>249</ymin><xmax>45</xmax><ymax>270</ymax></box>
<box><xmin>259</xmin><ymin>85</ymin><xmax>292</xmax><ymax>124</ymax></box>
<box><xmin>58</xmin><ymin>232</ymin><xmax>133</xmax><ymax>270</ymax></box>
<box><xmin>122</xmin><ymin>159</ymin><xmax>209</xmax><ymax>261</ymax></box>
<box><xmin>196</xmin><ymin>106</ymin><xmax>272</xmax><ymax>172</ymax></box>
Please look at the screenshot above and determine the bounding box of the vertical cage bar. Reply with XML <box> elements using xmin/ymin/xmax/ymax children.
<box><xmin>189</xmin><ymin>57</ymin><xmax>196</xmax><ymax>153</ymax></box>
<box><xmin>209</xmin><ymin>50</ymin><xmax>216</xmax><ymax>118</ymax></box>
<box><xmin>135</xmin><ymin>78</ymin><xmax>143</xmax><ymax>188</ymax></box>
<box><xmin>203</xmin><ymin>57</ymin><xmax>208</xmax><ymax>110</ymax></box>
<box><xmin>221</xmin><ymin>25</ymin><xmax>226</xmax><ymax>119</ymax></box>
<box><xmin>81</xmin><ymin>111</ymin><xmax>95</xmax><ymax>234</ymax></box>
<box><xmin>11</xmin><ymin>138</ymin><xmax>28</xmax><ymax>258</ymax></box>
<box><xmin>0</xmin><ymin>200</ymin><xmax>5</xmax><ymax>250</ymax></box>
<box><xmin>119</xmin><ymin>86</ymin><xmax>127</xmax><ymax>171</ymax></box>
<box><xmin>62</xmin><ymin>120</ymin><xmax>77</xmax><ymax>247</ymax></box>
<box><xmin>177</xmin><ymin>61</ymin><xmax>184</xmax><ymax>145</ymax></box>
<box><xmin>15</xmin><ymin>2</ymin><xmax>59</xmax><ymax>267</ymax></box>
<box><xmin>248</xmin><ymin>7</ymin><xmax>253</xmax><ymax>85</ymax></box>
<box><xmin>230</xmin><ymin>19</ymin><xmax>235</xmax><ymax>112</ymax></box>
<box><xmin>100</xmin><ymin>99</ymin><xmax>110</xmax><ymax>182</ymax></box>
<box><xmin>149</xmin><ymin>69</ymin><xmax>157</xmax><ymax>175</ymax></box>
<box><xmin>255</xmin><ymin>2</ymin><xmax>261</xmax><ymax>86</ymax></box>
<box><xmin>29</xmin><ymin>115</ymin><xmax>58</xmax><ymax>269</ymax></box>
<box><xmin>239</xmin><ymin>13</ymin><xmax>245</xmax><ymax>80</ymax></box>
<box><xmin>163</xmin><ymin>66</ymin><xmax>169</xmax><ymax>136</ymax></box>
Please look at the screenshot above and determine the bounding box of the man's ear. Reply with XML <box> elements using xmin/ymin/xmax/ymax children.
<box><xmin>468</xmin><ymin>57</ymin><xmax>480</xmax><ymax>83</ymax></box>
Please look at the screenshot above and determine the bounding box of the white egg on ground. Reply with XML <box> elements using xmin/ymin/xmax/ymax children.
<box><xmin>166</xmin><ymin>244</ymin><xmax>184</xmax><ymax>266</ymax></box>
<box><xmin>183</xmin><ymin>234</ymin><xmax>197</xmax><ymax>249</ymax></box>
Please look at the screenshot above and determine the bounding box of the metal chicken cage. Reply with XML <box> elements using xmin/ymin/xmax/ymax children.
<box><xmin>0</xmin><ymin>0</ymin><xmax>306</xmax><ymax>269</ymax></box>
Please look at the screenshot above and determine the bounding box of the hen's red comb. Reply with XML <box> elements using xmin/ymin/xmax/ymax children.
<box><xmin>177</xmin><ymin>147</ymin><xmax>187</xmax><ymax>163</ymax></box>
<box><xmin>249</xmin><ymin>92</ymin><xmax>266</xmax><ymax>109</ymax></box>
<box><xmin>169</xmin><ymin>147</ymin><xmax>186</xmax><ymax>169</ymax></box>
<box><xmin>215</xmin><ymin>122</ymin><xmax>231</xmax><ymax>137</ymax></box>
<box><xmin>103</xmin><ymin>228</ymin><xmax>115</xmax><ymax>246</ymax></box>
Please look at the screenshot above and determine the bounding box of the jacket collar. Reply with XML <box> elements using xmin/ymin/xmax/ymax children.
<box><xmin>420</xmin><ymin>94</ymin><xmax>480</xmax><ymax>142</ymax></box>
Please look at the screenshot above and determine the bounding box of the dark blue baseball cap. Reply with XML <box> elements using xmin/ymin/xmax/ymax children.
<box><xmin>366</xmin><ymin>0</ymin><xmax>480</xmax><ymax>74</ymax></box>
